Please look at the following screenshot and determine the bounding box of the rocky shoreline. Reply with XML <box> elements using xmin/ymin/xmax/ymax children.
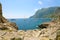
<box><xmin>0</xmin><ymin>3</ymin><xmax>60</xmax><ymax>40</ymax></box>
<box><xmin>0</xmin><ymin>22</ymin><xmax>60</xmax><ymax>40</ymax></box>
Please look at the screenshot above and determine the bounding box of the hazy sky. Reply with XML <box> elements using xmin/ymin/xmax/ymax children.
<box><xmin>0</xmin><ymin>0</ymin><xmax>60</xmax><ymax>18</ymax></box>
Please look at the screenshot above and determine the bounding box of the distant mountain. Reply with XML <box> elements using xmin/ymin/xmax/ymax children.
<box><xmin>30</xmin><ymin>7</ymin><xmax>60</xmax><ymax>18</ymax></box>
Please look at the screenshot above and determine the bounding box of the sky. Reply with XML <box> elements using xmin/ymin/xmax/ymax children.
<box><xmin>0</xmin><ymin>0</ymin><xmax>60</xmax><ymax>18</ymax></box>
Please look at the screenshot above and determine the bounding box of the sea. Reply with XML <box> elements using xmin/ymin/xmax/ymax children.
<box><xmin>8</xmin><ymin>18</ymin><xmax>52</xmax><ymax>30</ymax></box>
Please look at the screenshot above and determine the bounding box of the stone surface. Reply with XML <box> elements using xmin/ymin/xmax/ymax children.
<box><xmin>0</xmin><ymin>22</ymin><xmax>18</xmax><ymax>30</ymax></box>
<box><xmin>0</xmin><ymin>26</ymin><xmax>59</xmax><ymax>40</ymax></box>
<box><xmin>0</xmin><ymin>21</ymin><xmax>59</xmax><ymax>40</ymax></box>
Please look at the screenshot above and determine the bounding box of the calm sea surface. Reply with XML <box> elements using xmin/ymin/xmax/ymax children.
<box><xmin>8</xmin><ymin>18</ymin><xmax>51</xmax><ymax>30</ymax></box>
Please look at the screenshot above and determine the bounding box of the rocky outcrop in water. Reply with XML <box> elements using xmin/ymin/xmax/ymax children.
<box><xmin>38</xmin><ymin>24</ymin><xmax>49</xmax><ymax>29</ymax></box>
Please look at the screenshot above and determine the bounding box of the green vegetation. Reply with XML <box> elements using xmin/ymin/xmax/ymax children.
<box><xmin>30</xmin><ymin>7</ymin><xmax>60</xmax><ymax>18</ymax></box>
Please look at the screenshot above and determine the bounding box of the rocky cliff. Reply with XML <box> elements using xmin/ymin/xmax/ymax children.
<box><xmin>0</xmin><ymin>3</ymin><xmax>18</xmax><ymax>30</ymax></box>
<box><xmin>30</xmin><ymin>7</ymin><xmax>60</xmax><ymax>18</ymax></box>
<box><xmin>0</xmin><ymin>3</ymin><xmax>8</xmax><ymax>23</ymax></box>
<box><xmin>0</xmin><ymin>3</ymin><xmax>60</xmax><ymax>40</ymax></box>
<box><xmin>0</xmin><ymin>21</ymin><xmax>60</xmax><ymax>40</ymax></box>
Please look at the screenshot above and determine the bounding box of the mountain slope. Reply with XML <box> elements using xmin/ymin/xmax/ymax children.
<box><xmin>30</xmin><ymin>7</ymin><xmax>60</xmax><ymax>18</ymax></box>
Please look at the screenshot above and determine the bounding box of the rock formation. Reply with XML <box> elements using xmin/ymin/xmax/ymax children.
<box><xmin>0</xmin><ymin>22</ymin><xmax>60</xmax><ymax>40</ymax></box>
<box><xmin>0</xmin><ymin>3</ymin><xmax>60</xmax><ymax>40</ymax></box>
<box><xmin>0</xmin><ymin>3</ymin><xmax>8</xmax><ymax>23</ymax></box>
<box><xmin>38</xmin><ymin>24</ymin><xmax>49</xmax><ymax>29</ymax></box>
<box><xmin>0</xmin><ymin>3</ymin><xmax>18</xmax><ymax>30</ymax></box>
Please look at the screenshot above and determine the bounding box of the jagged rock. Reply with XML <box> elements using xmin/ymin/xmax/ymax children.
<box><xmin>0</xmin><ymin>3</ymin><xmax>8</xmax><ymax>23</ymax></box>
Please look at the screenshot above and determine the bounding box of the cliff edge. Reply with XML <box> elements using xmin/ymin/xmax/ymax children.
<box><xmin>0</xmin><ymin>3</ymin><xmax>18</xmax><ymax>30</ymax></box>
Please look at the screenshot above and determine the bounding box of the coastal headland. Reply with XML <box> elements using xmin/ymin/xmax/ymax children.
<box><xmin>0</xmin><ymin>3</ymin><xmax>60</xmax><ymax>40</ymax></box>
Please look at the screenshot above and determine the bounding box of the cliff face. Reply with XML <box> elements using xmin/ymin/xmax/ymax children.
<box><xmin>0</xmin><ymin>3</ymin><xmax>2</xmax><ymax>17</ymax></box>
<box><xmin>0</xmin><ymin>3</ymin><xmax>3</xmax><ymax>23</ymax></box>
<box><xmin>0</xmin><ymin>3</ymin><xmax>18</xmax><ymax>30</ymax></box>
<box><xmin>0</xmin><ymin>3</ymin><xmax>8</xmax><ymax>23</ymax></box>
<box><xmin>30</xmin><ymin>7</ymin><xmax>60</xmax><ymax>18</ymax></box>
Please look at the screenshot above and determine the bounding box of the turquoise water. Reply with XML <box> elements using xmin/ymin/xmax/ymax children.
<box><xmin>8</xmin><ymin>18</ymin><xmax>51</xmax><ymax>30</ymax></box>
